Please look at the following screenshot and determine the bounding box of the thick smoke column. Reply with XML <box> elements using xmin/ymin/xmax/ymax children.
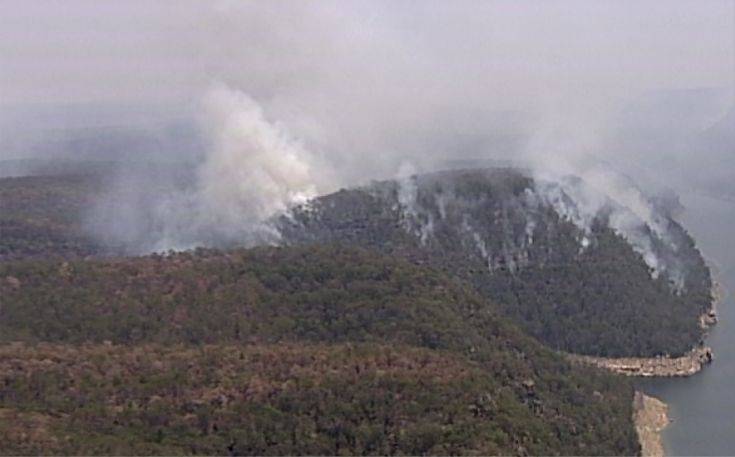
<box><xmin>88</xmin><ymin>84</ymin><xmax>321</xmax><ymax>252</ymax></box>
<box><xmin>195</xmin><ymin>85</ymin><xmax>318</xmax><ymax>242</ymax></box>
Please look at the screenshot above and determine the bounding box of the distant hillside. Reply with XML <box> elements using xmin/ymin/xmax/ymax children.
<box><xmin>0</xmin><ymin>245</ymin><xmax>639</xmax><ymax>455</ymax></box>
<box><xmin>0</xmin><ymin>174</ymin><xmax>105</xmax><ymax>261</ymax></box>
<box><xmin>0</xmin><ymin>168</ymin><xmax>713</xmax><ymax>359</ymax></box>
<box><xmin>0</xmin><ymin>169</ymin><xmax>192</xmax><ymax>261</ymax></box>
<box><xmin>279</xmin><ymin>169</ymin><xmax>712</xmax><ymax>358</ymax></box>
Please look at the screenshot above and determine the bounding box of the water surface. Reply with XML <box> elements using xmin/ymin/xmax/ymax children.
<box><xmin>637</xmin><ymin>192</ymin><xmax>735</xmax><ymax>455</ymax></box>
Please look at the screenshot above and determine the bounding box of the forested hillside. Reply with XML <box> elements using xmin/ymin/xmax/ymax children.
<box><xmin>0</xmin><ymin>245</ymin><xmax>639</xmax><ymax>455</ymax></box>
<box><xmin>0</xmin><ymin>174</ymin><xmax>103</xmax><ymax>261</ymax></box>
<box><xmin>279</xmin><ymin>169</ymin><xmax>713</xmax><ymax>357</ymax></box>
<box><xmin>0</xmin><ymin>169</ymin><xmax>713</xmax><ymax>358</ymax></box>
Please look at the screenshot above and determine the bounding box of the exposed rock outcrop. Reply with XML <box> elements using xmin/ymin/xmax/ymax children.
<box><xmin>634</xmin><ymin>391</ymin><xmax>669</xmax><ymax>457</ymax></box>
<box><xmin>570</xmin><ymin>345</ymin><xmax>713</xmax><ymax>377</ymax></box>
<box><xmin>700</xmin><ymin>307</ymin><xmax>718</xmax><ymax>329</ymax></box>
<box><xmin>701</xmin><ymin>279</ymin><xmax>724</xmax><ymax>330</ymax></box>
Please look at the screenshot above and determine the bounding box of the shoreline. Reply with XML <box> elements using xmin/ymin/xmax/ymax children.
<box><xmin>590</xmin><ymin>266</ymin><xmax>725</xmax><ymax>455</ymax></box>
<box><xmin>569</xmin><ymin>274</ymin><xmax>723</xmax><ymax>378</ymax></box>
<box><xmin>567</xmin><ymin>345</ymin><xmax>713</xmax><ymax>377</ymax></box>
<box><xmin>633</xmin><ymin>391</ymin><xmax>669</xmax><ymax>457</ymax></box>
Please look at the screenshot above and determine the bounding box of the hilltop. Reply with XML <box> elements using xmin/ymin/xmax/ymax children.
<box><xmin>279</xmin><ymin>168</ymin><xmax>713</xmax><ymax>358</ymax></box>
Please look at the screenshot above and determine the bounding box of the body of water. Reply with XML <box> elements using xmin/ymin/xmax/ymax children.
<box><xmin>637</xmin><ymin>192</ymin><xmax>735</xmax><ymax>455</ymax></box>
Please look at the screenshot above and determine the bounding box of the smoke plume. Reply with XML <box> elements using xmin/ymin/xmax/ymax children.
<box><xmin>88</xmin><ymin>84</ymin><xmax>323</xmax><ymax>252</ymax></box>
<box><xmin>1</xmin><ymin>1</ymin><xmax>732</xmax><ymax>269</ymax></box>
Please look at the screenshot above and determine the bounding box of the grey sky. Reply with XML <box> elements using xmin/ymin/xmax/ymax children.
<box><xmin>1</xmin><ymin>1</ymin><xmax>733</xmax><ymax>184</ymax></box>
<box><xmin>2</xmin><ymin>0</ymin><xmax>733</xmax><ymax>253</ymax></box>
<box><xmin>1</xmin><ymin>1</ymin><xmax>731</xmax><ymax>106</ymax></box>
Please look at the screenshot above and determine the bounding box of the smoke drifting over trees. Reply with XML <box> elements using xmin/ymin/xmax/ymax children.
<box><xmin>1</xmin><ymin>1</ymin><xmax>733</xmax><ymax>255</ymax></box>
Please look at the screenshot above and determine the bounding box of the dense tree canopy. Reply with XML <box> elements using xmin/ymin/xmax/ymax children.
<box><xmin>0</xmin><ymin>170</ymin><xmax>712</xmax><ymax>357</ymax></box>
<box><xmin>280</xmin><ymin>169</ymin><xmax>713</xmax><ymax>357</ymax></box>
<box><xmin>0</xmin><ymin>168</ymin><xmax>711</xmax><ymax>454</ymax></box>
<box><xmin>0</xmin><ymin>245</ymin><xmax>639</xmax><ymax>455</ymax></box>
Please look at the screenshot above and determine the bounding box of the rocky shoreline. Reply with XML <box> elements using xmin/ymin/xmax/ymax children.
<box><xmin>569</xmin><ymin>277</ymin><xmax>722</xmax><ymax>378</ymax></box>
<box><xmin>633</xmin><ymin>391</ymin><xmax>669</xmax><ymax>457</ymax></box>
<box><xmin>585</xmin><ymin>272</ymin><xmax>725</xmax><ymax>455</ymax></box>
<box><xmin>568</xmin><ymin>345</ymin><xmax>713</xmax><ymax>377</ymax></box>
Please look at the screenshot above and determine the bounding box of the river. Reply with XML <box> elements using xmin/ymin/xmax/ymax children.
<box><xmin>637</xmin><ymin>191</ymin><xmax>735</xmax><ymax>455</ymax></box>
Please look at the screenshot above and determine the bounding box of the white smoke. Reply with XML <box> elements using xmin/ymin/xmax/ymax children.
<box><xmin>87</xmin><ymin>84</ymin><xmax>322</xmax><ymax>252</ymax></box>
<box><xmin>63</xmin><ymin>1</ymin><xmax>730</xmax><ymax>272</ymax></box>
<box><xmin>195</xmin><ymin>84</ymin><xmax>319</xmax><ymax>242</ymax></box>
<box><xmin>396</xmin><ymin>161</ymin><xmax>435</xmax><ymax>245</ymax></box>
<box><xmin>527</xmin><ymin>131</ymin><xmax>683</xmax><ymax>285</ymax></box>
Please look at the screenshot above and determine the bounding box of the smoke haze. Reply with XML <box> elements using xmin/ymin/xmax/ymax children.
<box><xmin>1</xmin><ymin>1</ymin><xmax>733</xmax><ymax>253</ymax></box>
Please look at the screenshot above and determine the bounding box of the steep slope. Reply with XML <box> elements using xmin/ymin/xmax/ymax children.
<box><xmin>279</xmin><ymin>168</ymin><xmax>713</xmax><ymax>357</ymax></box>
<box><xmin>0</xmin><ymin>245</ymin><xmax>639</xmax><ymax>455</ymax></box>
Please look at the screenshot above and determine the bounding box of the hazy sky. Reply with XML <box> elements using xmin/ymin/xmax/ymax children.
<box><xmin>1</xmin><ymin>1</ymin><xmax>733</xmax><ymax>182</ymax></box>
<box><xmin>2</xmin><ymin>1</ymin><xmax>733</xmax><ymax>252</ymax></box>
<box><xmin>1</xmin><ymin>1</ymin><xmax>732</xmax><ymax>106</ymax></box>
